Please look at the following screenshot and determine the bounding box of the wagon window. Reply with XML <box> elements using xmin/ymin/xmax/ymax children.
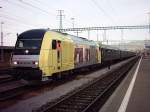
<box><xmin>52</xmin><ymin>40</ymin><xmax>57</xmax><ymax>49</ymax></box>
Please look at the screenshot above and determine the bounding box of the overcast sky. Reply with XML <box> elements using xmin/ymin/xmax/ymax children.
<box><xmin>0</xmin><ymin>0</ymin><xmax>150</xmax><ymax>46</ymax></box>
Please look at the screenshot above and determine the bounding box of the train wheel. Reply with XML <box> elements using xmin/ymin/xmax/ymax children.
<box><xmin>52</xmin><ymin>73</ymin><xmax>62</xmax><ymax>80</ymax></box>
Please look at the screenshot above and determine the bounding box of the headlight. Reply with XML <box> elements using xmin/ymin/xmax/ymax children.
<box><xmin>33</xmin><ymin>61</ymin><xmax>38</xmax><ymax>65</ymax></box>
<box><xmin>13</xmin><ymin>61</ymin><xmax>18</xmax><ymax>65</ymax></box>
<box><xmin>35</xmin><ymin>61</ymin><xmax>38</xmax><ymax>65</ymax></box>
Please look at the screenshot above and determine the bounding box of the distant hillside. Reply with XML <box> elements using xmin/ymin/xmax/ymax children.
<box><xmin>110</xmin><ymin>40</ymin><xmax>145</xmax><ymax>51</ymax></box>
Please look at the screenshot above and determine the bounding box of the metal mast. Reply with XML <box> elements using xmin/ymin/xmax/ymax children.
<box><xmin>57</xmin><ymin>10</ymin><xmax>65</xmax><ymax>31</ymax></box>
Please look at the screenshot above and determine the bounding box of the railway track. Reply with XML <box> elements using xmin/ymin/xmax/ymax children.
<box><xmin>0</xmin><ymin>68</ymin><xmax>30</xmax><ymax>101</ymax></box>
<box><xmin>37</xmin><ymin>57</ymin><xmax>139</xmax><ymax>112</ymax></box>
<box><xmin>0</xmin><ymin>79</ymin><xmax>28</xmax><ymax>101</ymax></box>
<box><xmin>0</xmin><ymin>75</ymin><xmax>14</xmax><ymax>84</ymax></box>
<box><xmin>0</xmin><ymin>68</ymin><xmax>14</xmax><ymax>84</ymax></box>
<box><xmin>0</xmin><ymin>68</ymin><xmax>11</xmax><ymax>74</ymax></box>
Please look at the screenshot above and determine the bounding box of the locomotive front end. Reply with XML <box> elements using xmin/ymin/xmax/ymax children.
<box><xmin>11</xmin><ymin>29</ymin><xmax>46</xmax><ymax>80</ymax></box>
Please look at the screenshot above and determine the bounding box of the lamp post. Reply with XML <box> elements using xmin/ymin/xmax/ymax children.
<box><xmin>1</xmin><ymin>22</ymin><xmax>4</xmax><ymax>62</ymax></box>
<box><xmin>71</xmin><ymin>18</ymin><xmax>75</xmax><ymax>28</ymax></box>
<box><xmin>148</xmin><ymin>12</ymin><xmax>150</xmax><ymax>40</ymax></box>
<box><xmin>1</xmin><ymin>22</ymin><xmax>4</xmax><ymax>46</ymax></box>
<box><xmin>0</xmin><ymin>6</ymin><xmax>4</xmax><ymax>62</ymax></box>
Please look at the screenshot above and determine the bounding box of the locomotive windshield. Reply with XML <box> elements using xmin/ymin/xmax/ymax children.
<box><xmin>14</xmin><ymin>29</ymin><xmax>46</xmax><ymax>55</ymax></box>
<box><xmin>16</xmin><ymin>39</ymin><xmax>42</xmax><ymax>49</ymax></box>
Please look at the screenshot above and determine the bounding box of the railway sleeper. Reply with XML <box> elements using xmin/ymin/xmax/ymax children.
<box><xmin>57</xmin><ymin>98</ymin><xmax>91</xmax><ymax>105</ymax></box>
<box><xmin>82</xmin><ymin>90</ymin><xmax>103</xmax><ymax>97</ymax></box>
<box><xmin>78</xmin><ymin>92</ymin><xmax>98</xmax><ymax>96</ymax></box>
<box><xmin>71</xmin><ymin>96</ymin><xmax>94</xmax><ymax>102</ymax></box>
<box><xmin>72</xmin><ymin>96</ymin><xmax>95</xmax><ymax>101</ymax></box>
<box><xmin>67</xmin><ymin>98</ymin><xmax>92</xmax><ymax>104</ymax></box>
<box><xmin>51</xmin><ymin>105</ymin><xmax>80</xmax><ymax>110</ymax></box>
<box><xmin>85</xmin><ymin>86</ymin><xmax>106</xmax><ymax>91</ymax></box>
<box><xmin>53</xmin><ymin>108</ymin><xmax>77</xmax><ymax>112</ymax></box>
<box><xmin>53</xmin><ymin>104</ymin><xmax>87</xmax><ymax>111</ymax></box>
<box><xmin>81</xmin><ymin>87</ymin><xmax>102</xmax><ymax>91</ymax></box>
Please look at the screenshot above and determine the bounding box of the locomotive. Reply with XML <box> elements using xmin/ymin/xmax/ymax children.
<box><xmin>11</xmin><ymin>29</ymin><xmax>135</xmax><ymax>81</ymax></box>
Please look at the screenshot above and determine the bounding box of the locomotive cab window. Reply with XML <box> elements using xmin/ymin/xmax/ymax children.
<box><xmin>18</xmin><ymin>41</ymin><xmax>23</xmax><ymax>47</ymax></box>
<box><xmin>16</xmin><ymin>39</ymin><xmax>42</xmax><ymax>49</ymax></box>
<box><xmin>107</xmin><ymin>49</ymin><xmax>111</xmax><ymax>53</ymax></box>
<box><xmin>52</xmin><ymin>40</ymin><xmax>57</xmax><ymax>49</ymax></box>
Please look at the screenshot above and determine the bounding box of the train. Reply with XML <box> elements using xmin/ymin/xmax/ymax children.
<box><xmin>10</xmin><ymin>29</ymin><xmax>135</xmax><ymax>81</ymax></box>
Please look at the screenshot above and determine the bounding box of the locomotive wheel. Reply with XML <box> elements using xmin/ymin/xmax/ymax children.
<box><xmin>52</xmin><ymin>73</ymin><xmax>62</xmax><ymax>80</ymax></box>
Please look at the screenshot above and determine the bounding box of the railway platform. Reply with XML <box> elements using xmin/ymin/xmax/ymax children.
<box><xmin>100</xmin><ymin>57</ymin><xmax>150</xmax><ymax>112</ymax></box>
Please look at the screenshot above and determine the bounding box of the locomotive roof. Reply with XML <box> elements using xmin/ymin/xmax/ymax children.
<box><xmin>101</xmin><ymin>44</ymin><xmax>120</xmax><ymax>50</ymax></box>
<box><xmin>101</xmin><ymin>44</ymin><xmax>133</xmax><ymax>52</ymax></box>
<box><xmin>54</xmin><ymin>30</ymin><xmax>97</xmax><ymax>46</ymax></box>
<box><xmin>18</xmin><ymin>29</ymin><xmax>98</xmax><ymax>46</ymax></box>
<box><xmin>69</xmin><ymin>35</ymin><xmax>97</xmax><ymax>46</ymax></box>
<box><xmin>18</xmin><ymin>29</ymin><xmax>47</xmax><ymax>39</ymax></box>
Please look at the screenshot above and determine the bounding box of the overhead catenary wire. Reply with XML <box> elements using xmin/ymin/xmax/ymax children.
<box><xmin>90</xmin><ymin>0</ymin><xmax>116</xmax><ymax>24</ymax></box>
<box><xmin>0</xmin><ymin>14</ymin><xmax>36</xmax><ymax>28</ymax></box>
<box><xmin>33</xmin><ymin>0</ymin><xmax>79</xmax><ymax>28</ymax></box>
<box><xmin>0</xmin><ymin>12</ymin><xmax>46</xmax><ymax>27</ymax></box>
<box><xmin>2</xmin><ymin>0</ymin><xmax>54</xmax><ymax>28</ymax></box>
<box><xmin>107</xmin><ymin>0</ymin><xmax>117</xmax><ymax>15</ymax></box>
<box><xmin>32</xmin><ymin>0</ymin><xmax>55</xmax><ymax>12</ymax></box>
<box><xmin>4</xmin><ymin>21</ymin><xmax>33</xmax><ymax>30</ymax></box>
<box><xmin>107</xmin><ymin>0</ymin><xmax>120</xmax><ymax>24</ymax></box>
<box><xmin>3</xmin><ymin>0</ymin><xmax>38</xmax><ymax>13</ymax></box>
<box><xmin>31</xmin><ymin>0</ymin><xmax>73</xmax><ymax>24</ymax></box>
<box><xmin>18</xmin><ymin>0</ymin><xmax>54</xmax><ymax>16</ymax></box>
<box><xmin>19</xmin><ymin>0</ymin><xmax>72</xmax><ymax>24</ymax></box>
<box><xmin>3</xmin><ymin>0</ymin><xmax>54</xmax><ymax>19</ymax></box>
<box><xmin>2</xmin><ymin>22</ymin><xmax>41</xmax><ymax>35</ymax></box>
<box><xmin>5</xmin><ymin>0</ymin><xmax>72</xmax><ymax>27</ymax></box>
<box><xmin>2</xmin><ymin>0</ymin><xmax>51</xmax><ymax>19</ymax></box>
<box><xmin>3</xmin><ymin>0</ymin><xmax>74</xmax><ymax>29</ymax></box>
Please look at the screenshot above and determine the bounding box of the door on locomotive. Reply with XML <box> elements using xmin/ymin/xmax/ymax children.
<box><xmin>52</xmin><ymin>40</ymin><xmax>62</xmax><ymax>70</ymax></box>
<box><xmin>57</xmin><ymin>40</ymin><xmax>62</xmax><ymax>70</ymax></box>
